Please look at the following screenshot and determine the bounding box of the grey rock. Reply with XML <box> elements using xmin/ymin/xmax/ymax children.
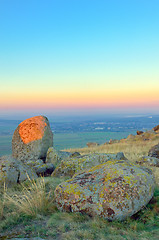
<box><xmin>70</xmin><ymin>152</ymin><xmax>81</xmax><ymax>158</ymax></box>
<box><xmin>148</xmin><ymin>143</ymin><xmax>159</xmax><ymax>159</ymax></box>
<box><xmin>25</xmin><ymin>159</ymin><xmax>55</xmax><ymax>176</ymax></box>
<box><xmin>46</xmin><ymin>147</ymin><xmax>71</xmax><ymax>165</ymax></box>
<box><xmin>0</xmin><ymin>155</ymin><xmax>37</xmax><ymax>186</ymax></box>
<box><xmin>136</xmin><ymin>156</ymin><xmax>159</xmax><ymax>167</ymax></box>
<box><xmin>116</xmin><ymin>152</ymin><xmax>127</xmax><ymax>160</ymax></box>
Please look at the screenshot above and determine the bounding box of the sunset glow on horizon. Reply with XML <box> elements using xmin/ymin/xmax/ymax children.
<box><xmin>1</xmin><ymin>0</ymin><xmax>159</xmax><ymax>118</ymax></box>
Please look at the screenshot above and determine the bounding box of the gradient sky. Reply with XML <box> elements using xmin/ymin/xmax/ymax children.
<box><xmin>0</xmin><ymin>0</ymin><xmax>159</xmax><ymax>118</ymax></box>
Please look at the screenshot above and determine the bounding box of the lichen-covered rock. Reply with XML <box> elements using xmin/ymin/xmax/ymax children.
<box><xmin>55</xmin><ymin>160</ymin><xmax>155</xmax><ymax>220</ymax></box>
<box><xmin>46</xmin><ymin>147</ymin><xmax>58</xmax><ymax>165</ymax></box>
<box><xmin>26</xmin><ymin>159</ymin><xmax>55</xmax><ymax>176</ymax></box>
<box><xmin>0</xmin><ymin>155</ymin><xmax>37</xmax><ymax>186</ymax></box>
<box><xmin>136</xmin><ymin>156</ymin><xmax>159</xmax><ymax>167</ymax></box>
<box><xmin>116</xmin><ymin>152</ymin><xmax>127</xmax><ymax>160</ymax></box>
<box><xmin>12</xmin><ymin>116</ymin><xmax>53</xmax><ymax>162</ymax></box>
<box><xmin>46</xmin><ymin>147</ymin><xmax>71</xmax><ymax>166</ymax></box>
<box><xmin>148</xmin><ymin>144</ymin><xmax>159</xmax><ymax>159</ymax></box>
<box><xmin>52</xmin><ymin>152</ymin><xmax>128</xmax><ymax>177</ymax></box>
<box><xmin>70</xmin><ymin>152</ymin><xmax>81</xmax><ymax>158</ymax></box>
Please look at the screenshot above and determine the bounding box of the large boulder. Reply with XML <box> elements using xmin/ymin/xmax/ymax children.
<box><xmin>0</xmin><ymin>155</ymin><xmax>37</xmax><ymax>186</ymax></box>
<box><xmin>52</xmin><ymin>152</ymin><xmax>127</xmax><ymax>178</ymax></box>
<box><xmin>148</xmin><ymin>144</ymin><xmax>159</xmax><ymax>159</ymax></box>
<box><xmin>55</xmin><ymin>160</ymin><xmax>155</xmax><ymax>220</ymax></box>
<box><xmin>12</xmin><ymin>116</ymin><xmax>53</xmax><ymax>162</ymax></box>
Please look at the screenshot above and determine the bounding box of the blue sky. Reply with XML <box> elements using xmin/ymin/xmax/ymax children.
<box><xmin>0</xmin><ymin>0</ymin><xmax>159</xmax><ymax>119</ymax></box>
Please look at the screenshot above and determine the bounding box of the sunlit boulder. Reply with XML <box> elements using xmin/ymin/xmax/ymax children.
<box><xmin>12</xmin><ymin>116</ymin><xmax>53</xmax><ymax>162</ymax></box>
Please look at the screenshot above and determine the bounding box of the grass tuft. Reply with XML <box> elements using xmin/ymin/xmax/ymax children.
<box><xmin>4</xmin><ymin>175</ymin><xmax>56</xmax><ymax>217</ymax></box>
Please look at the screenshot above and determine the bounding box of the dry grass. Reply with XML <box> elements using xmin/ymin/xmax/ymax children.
<box><xmin>4</xmin><ymin>176</ymin><xmax>55</xmax><ymax>217</ymax></box>
<box><xmin>0</xmin><ymin>136</ymin><xmax>159</xmax><ymax>239</ymax></box>
<box><xmin>0</xmin><ymin>184</ymin><xmax>7</xmax><ymax>220</ymax></box>
<box><xmin>66</xmin><ymin>139</ymin><xmax>159</xmax><ymax>162</ymax></box>
<box><xmin>0</xmin><ymin>198</ymin><xmax>4</xmax><ymax>220</ymax></box>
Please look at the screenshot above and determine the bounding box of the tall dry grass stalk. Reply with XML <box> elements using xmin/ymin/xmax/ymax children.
<box><xmin>4</xmin><ymin>175</ymin><xmax>55</xmax><ymax>217</ymax></box>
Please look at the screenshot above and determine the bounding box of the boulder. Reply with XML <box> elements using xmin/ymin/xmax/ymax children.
<box><xmin>148</xmin><ymin>144</ymin><xmax>159</xmax><ymax>159</ymax></box>
<box><xmin>87</xmin><ymin>142</ymin><xmax>99</xmax><ymax>148</ymax></box>
<box><xmin>46</xmin><ymin>147</ymin><xmax>71</xmax><ymax>165</ymax></box>
<box><xmin>136</xmin><ymin>131</ymin><xmax>144</xmax><ymax>135</ymax></box>
<box><xmin>136</xmin><ymin>156</ymin><xmax>159</xmax><ymax>167</ymax></box>
<box><xmin>70</xmin><ymin>152</ymin><xmax>81</xmax><ymax>158</ymax></box>
<box><xmin>0</xmin><ymin>155</ymin><xmax>37</xmax><ymax>186</ymax></box>
<box><xmin>55</xmin><ymin>160</ymin><xmax>155</xmax><ymax>220</ymax></box>
<box><xmin>116</xmin><ymin>152</ymin><xmax>127</xmax><ymax>160</ymax></box>
<box><xmin>25</xmin><ymin>159</ymin><xmax>55</xmax><ymax>177</ymax></box>
<box><xmin>153</xmin><ymin>125</ymin><xmax>159</xmax><ymax>132</ymax></box>
<box><xmin>52</xmin><ymin>152</ymin><xmax>128</xmax><ymax>178</ymax></box>
<box><xmin>12</xmin><ymin>116</ymin><xmax>53</xmax><ymax>162</ymax></box>
<box><xmin>46</xmin><ymin>147</ymin><xmax>58</xmax><ymax>165</ymax></box>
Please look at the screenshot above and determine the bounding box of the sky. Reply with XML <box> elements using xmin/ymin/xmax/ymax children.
<box><xmin>0</xmin><ymin>0</ymin><xmax>159</xmax><ymax>119</ymax></box>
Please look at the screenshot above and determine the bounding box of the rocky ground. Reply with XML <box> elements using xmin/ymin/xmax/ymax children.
<box><xmin>0</xmin><ymin>117</ymin><xmax>159</xmax><ymax>239</ymax></box>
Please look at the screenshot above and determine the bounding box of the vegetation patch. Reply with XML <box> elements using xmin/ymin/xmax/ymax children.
<box><xmin>0</xmin><ymin>139</ymin><xmax>159</xmax><ymax>239</ymax></box>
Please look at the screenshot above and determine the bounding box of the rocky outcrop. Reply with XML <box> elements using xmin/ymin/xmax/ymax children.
<box><xmin>136</xmin><ymin>156</ymin><xmax>159</xmax><ymax>167</ymax></box>
<box><xmin>46</xmin><ymin>147</ymin><xmax>71</xmax><ymax>165</ymax></box>
<box><xmin>12</xmin><ymin>116</ymin><xmax>53</xmax><ymax>162</ymax></box>
<box><xmin>52</xmin><ymin>152</ymin><xmax>127</xmax><ymax>177</ymax></box>
<box><xmin>148</xmin><ymin>144</ymin><xmax>159</xmax><ymax>159</ymax></box>
<box><xmin>70</xmin><ymin>152</ymin><xmax>81</xmax><ymax>158</ymax></box>
<box><xmin>25</xmin><ymin>159</ymin><xmax>55</xmax><ymax>177</ymax></box>
<box><xmin>0</xmin><ymin>155</ymin><xmax>37</xmax><ymax>186</ymax></box>
<box><xmin>153</xmin><ymin>125</ymin><xmax>159</xmax><ymax>132</ymax></box>
<box><xmin>55</xmin><ymin>160</ymin><xmax>155</xmax><ymax>220</ymax></box>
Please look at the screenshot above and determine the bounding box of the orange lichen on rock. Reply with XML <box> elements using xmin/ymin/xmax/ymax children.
<box><xmin>19</xmin><ymin>116</ymin><xmax>47</xmax><ymax>144</ymax></box>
